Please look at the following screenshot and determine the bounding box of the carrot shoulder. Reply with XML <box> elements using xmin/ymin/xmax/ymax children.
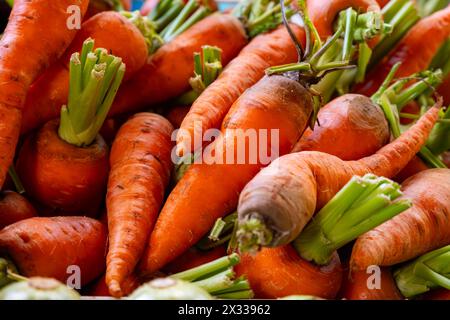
<box><xmin>176</xmin><ymin>24</ymin><xmax>306</xmax><ymax>156</ymax></box>
<box><xmin>106</xmin><ymin>113</ymin><xmax>174</xmax><ymax>297</ymax></box>
<box><xmin>350</xmin><ymin>168</ymin><xmax>450</xmax><ymax>271</ymax></box>
<box><xmin>0</xmin><ymin>0</ymin><xmax>89</xmax><ymax>187</ymax></box>
<box><xmin>109</xmin><ymin>13</ymin><xmax>248</xmax><ymax>117</ymax></box>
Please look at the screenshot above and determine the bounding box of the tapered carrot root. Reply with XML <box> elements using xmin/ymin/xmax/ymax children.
<box><xmin>86</xmin><ymin>274</ymin><xmax>140</xmax><ymax>297</ymax></box>
<box><xmin>106</xmin><ymin>113</ymin><xmax>174</xmax><ymax>297</ymax></box>
<box><xmin>293</xmin><ymin>94</ymin><xmax>390</xmax><ymax>160</ymax></box>
<box><xmin>139</xmin><ymin>75</ymin><xmax>314</xmax><ymax>276</ymax></box>
<box><xmin>21</xmin><ymin>11</ymin><xmax>149</xmax><ymax>135</ymax></box>
<box><xmin>235</xmin><ymin>245</ymin><xmax>343</xmax><ymax>299</ymax></box>
<box><xmin>0</xmin><ymin>0</ymin><xmax>89</xmax><ymax>188</ymax></box>
<box><xmin>176</xmin><ymin>25</ymin><xmax>306</xmax><ymax>156</ymax></box>
<box><xmin>340</xmin><ymin>268</ymin><xmax>404</xmax><ymax>300</ymax></box>
<box><xmin>307</xmin><ymin>0</ymin><xmax>381</xmax><ymax>39</ymax></box>
<box><xmin>238</xmin><ymin>102</ymin><xmax>441</xmax><ymax>247</ymax></box>
<box><xmin>356</xmin><ymin>5</ymin><xmax>450</xmax><ymax>96</ymax></box>
<box><xmin>0</xmin><ymin>216</ymin><xmax>107</xmax><ymax>286</ymax></box>
<box><xmin>16</xmin><ymin>120</ymin><xmax>110</xmax><ymax>217</ymax></box>
<box><xmin>350</xmin><ymin>168</ymin><xmax>450</xmax><ymax>271</ymax></box>
<box><xmin>0</xmin><ymin>191</ymin><xmax>37</xmax><ymax>230</ymax></box>
<box><xmin>109</xmin><ymin>13</ymin><xmax>248</xmax><ymax>117</ymax></box>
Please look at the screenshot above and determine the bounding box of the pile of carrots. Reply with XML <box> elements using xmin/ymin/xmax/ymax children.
<box><xmin>0</xmin><ymin>0</ymin><xmax>449</xmax><ymax>300</ymax></box>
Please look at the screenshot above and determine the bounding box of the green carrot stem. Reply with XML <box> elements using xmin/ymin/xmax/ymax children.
<box><xmin>394</xmin><ymin>245</ymin><xmax>450</xmax><ymax>297</ymax></box>
<box><xmin>171</xmin><ymin>253</ymin><xmax>240</xmax><ymax>282</ymax></box>
<box><xmin>418</xmin><ymin>146</ymin><xmax>447</xmax><ymax>168</ymax></box>
<box><xmin>7</xmin><ymin>166</ymin><xmax>25</xmax><ymax>194</ymax></box>
<box><xmin>121</xmin><ymin>10</ymin><xmax>163</xmax><ymax>54</ymax></box>
<box><xmin>429</xmin><ymin>39</ymin><xmax>450</xmax><ymax>77</ymax></box>
<box><xmin>167</xmin><ymin>6</ymin><xmax>211</xmax><ymax>42</ymax></box>
<box><xmin>372</xmin><ymin>62</ymin><xmax>401</xmax><ymax>101</ymax></box>
<box><xmin>297</xmin><ymin>0</ymin><xmax>322</xmax><ymax>53</ymax></box>
<box><xmin>308</xmin><ymin>25</ymin><xmax>344</xmax><ymax>67</ymax></box>
<box><xmin>369</xmin><ymin>2</ymin><xmax>419</xmax><ymax>69</ymax></box>
<box><xmin>148</xmin><ymin>0</ymin><xmax>173</xmax><ymax>21</ymax></box>
<box><xmin>341</xmin><ymin>8</ymin><xmax>357</xmax><ymax>61</ymax></box>
<box><xmin>215</xmin><ymin>289</ymin><xmax>254</xmax><ymax>299</ymax></box>
<box><xmin>355</xmin><ymin>42</ymin><xmax>372</xmax><ymax>83</ymax></box>
<box><xmin>427</xmin><ymin>107</ymin><xmax>450</xmax><ymax>154</ymax></box>
<box><xmin>209</xmin><ymin>219</ymin><xmax>227</xmax><ymax>242</ymax></box>
<box><xmin>193</xmin><ymin>269</ymin><xmax>235</xmax><ymax>293</ymax></box>
<box><xmin>154</xmin><ymin>2</ymin><xmax>184</xmax><ymax>32</ymax></box>
<box><xmin>416</xmin><ymin>0</ymin><xmax>449</xmax><ymax>17</ymax></box>
<box><xmin>161</xmin><ymin>0</ymin><xmax>198</xmax><ymax>40</ymax></box>
<box><xmin>293</xmin><ymin>174</ymin><xmax>410</xmax><ymax>265</ymax></box>
<box><xmin>58</xmin><ymin>38</ymin><xmax>125</xmax><ymax>147</ymax></box>
<box><xmin>211</xmin><ymin>278</ymin><xmax>251</xmax><ymax>295</ymax></box>
<box><xmin>266</xmin><ymin>62</ymin><xmax>311</xmax><ymax>75</ymax></box>
<box><xmin>236</xmin><ymin>215</ymin><xmax>274</xmax><ymax>254</ymax></box>
<box><xmin>197</xmin><ymin>212</ymin><xmax>238</xmax><ymax>250</ymax></box>
<box><xmin>382</xmin><ymin>0</ymin><xmax>408</xmax><ymax>22</ymax></box>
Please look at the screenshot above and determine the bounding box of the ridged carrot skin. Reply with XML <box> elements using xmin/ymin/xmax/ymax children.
<box><xmin>109</xmin><ymin>13</ymin><xmax>248</xmax><ymax>117</ymax></box>
<box><xmin>356</xmin><ymin>5</ymin><xmax>450</xmax><ymax>96</ymax></box>
<box><xmin>0</xmin><ymin>191</ymin><xmax>37</xmax><ymax>230</ymax></box>
<box><xmin>307</xmin><ymin>0</ymin><xmax>381</xmax><ymax>39</ymax></box>
<box><xmin>0</xmin><ymin>216</ymin><xmax>107</xmax><ymax>286</ymax></box>
<box><xmin>0</xmin><ymin>0</ymin><xmax>89</xmax><ymax>188</ymax></box>
<box><xmin>340</xmin><ymin>268</ymin><xmax>404</xmax><ymax>300</ymax></box>
<box><xmin>139</xmin><ymin>75</ymin><xmax>314</xmax><ymax>276</ymax></box>
<box><xmin>21</xmin><ymin>11</ymin><xmax>149</xmax><ymax>135</ymax></box>
<box><xmin>235</xmin><ymin>245</ymin><xmax>343</xmax><ymax>299</ymax></box>
<box><xmin>293</xmin><ymin>94</ymin><xmax>390</xmax><ymax>160</ymax></box>
<box><xmin>176</xmin><ymin>24</ymin><xmax>306</xmax><ymax>156</ymax></box>
<box><xmin>16</xmin><ymin>120</ymin><xmax>110</xmax><ymax>217</ymax></box>
<box><xmin>106</xmin><ymin>113</ymin><xmax>174</xmax><ymax>297</ymax></box>
<box><xmin>351</xmin><ymin>168</ymin><xmax>450</xmax><ymax>271</ymax></box>
<box><xmin>238</xmin><ymin>104</ymin><xmax>440</xmax><ymax>246</ymax></box>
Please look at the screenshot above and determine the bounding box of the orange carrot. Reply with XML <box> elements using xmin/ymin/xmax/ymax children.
<box><xmin>356</xmin><ymin>5</ymin><xmax>450</xmax><ymax>96</ymax></box>
<box><xmin>0</xmin><ymin>216</ymin><xmax>107</xmax><ymax>286</ymax></box>
<box><xmin>106</xmin><ymin>113</ymin><xmax>174</xmax><ymax>297</ymax></box>
<box><xmin>340</xmin><ymin>268</ymin><xmax>404</xmax><ymax>300</ymax></box>
<box><xmin>0</xmin><ymin>191</ymin><xmax>37</xmax><ymax>230</ymax></box>
<box><xmin>394</xmin><ymin>155</ymin><xmax>429</xmax><ymax>183</ymax></box>
<box><xmin>350</xmin><ymin>168</ymin><xmax>450</xmax><ymax>271</ymax></box>
<box><xmin>16</xmin><ymin>40</ymin><xmax>125</xmax><ymax>218</ymax></box>
<box><xmin>86</xmin><ymin>274</ymin><xmax>140</xmax><ymax>297</ymax></box>
<box><xmin>139</xmin><ymin>75</ymin><xmax>315</xmax><ymax>276</ymax></box>
<box><xmin>165</xmin><ymin>105</ymin><xmax>191</xmax><ymax>129</ymax></box>
<box><xmin>86</xmin><ymin>0</ymin><xmax>133</xmax><ymax>18</ymax></box>
<box><xmin>108</xmin><ymin>13</ymin><xmax>248</xmax><ymax>117</ymax></box>
<box><xmin>307</xmin><ymin>0</ymin><xmax>381</xmax><ymax>39</ymax></box>
<box><xmin>293</xmin><ymin>94</ymin><xmax>390</xmax><ymax>160</ymax></box>
<box><xmin>0</xmin><ymin>0</ymin><xmax>89</xmax><ymax>188</ymax></box>
<box><xmin>21</xmin><ymin>11</ymin><xmax>150</xmax><ymax>135</ymax></box>
<box><xmin>176</xmin><ymin>24</ymin><xmax>306</xmax><ymax>156</ymax></box>
<box><xmin>235</xmin><ymin>245</ymin><xmax>343</xmax><ymax>299</ymax></box>
<box><xmin>236</xmin><ymin>101</ymin><xmax>441</xmax><ymax>249</ymax></box>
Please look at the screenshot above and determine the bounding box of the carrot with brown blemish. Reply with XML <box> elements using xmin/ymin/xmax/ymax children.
<box><xmin>106</xmin><ymin>113</ymin><xmax>174</xmax><ymax>297</ymax></box>
<box><xmin>0</xmin><ymin>0</ymin><xmax>89</xmax><ymax>188</ymax></box>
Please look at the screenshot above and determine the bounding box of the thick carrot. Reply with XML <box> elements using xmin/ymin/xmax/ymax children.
<box><xmin>356</xmin><ymin>5</ymin><xmax>450</xmax><ymax>96</ymax></box>
<box><xmin>350</xmin><ymin>168</ymin><xmax>450</xmax><ymax>270</ymax></box>
<box><xmin>340</xmin><ymin>268</ymin><xmax>404</xmax><ymax>300</ymax></box>
<box><xmin>0</xmin><ymin>0</ymin><xmax>89</xmax><ymax>188</ymax></box>
<box><xmin>293</xmin><ymin>94</ymin><xmax>390</xmax><ymax>160</ymax></box>
<box><xmin>235</xmin><ymin>245</ymin><xmax>343</xmax><ymax>299</ymax></box>
<box><xmin>106</xmin><ymin>113</ymin><xmax>174</xmax><ymax>297</ymax></box>
<box><xmin>0</xmin><ymin>191</ymin><xmax>37</xmax><ymax>230</ymax></box>
<box><xmin>163</xmin><ymin>246</ymin><xmax>227</xmax><ymax>274</ymax></box>
<box><xmin>236</xmin><ymin>101</ymin><xmax>441</xmax><ymax>249</ymax></box>
<box><xmin>165</xmin><ymin>105</ymin><xmax>191</xmax><ymax>129</ymax></box>
<box><xmin>0</xmin><ymin>216</ymin><xmax>107</xmax><ymax>286</ymax></box>
<box><xmin>307</xmin><ymin>0</ymin><xmax>381</xmax><ymax>39</ymax></box>
<box><xmin>176</xmin><ymin>24</ymin><xmax>306</xmax><ymax>156</ymax></box>
<box><xmin>108</xmin><ymin>13</ymin><xmax>248</xmax><ymax>117</ymax></box>
<box><xmin>139</xmin><ymin>75</ymin><xmax>314</xmax><ymax>276</ymax></box>
<box><xmin>21</xmin><ymin>11</ymin><xmax>150</xmax><ymax>135</ymax></box>
<box><xmin>17</xmin><ymin>40</ymin><xmax>125</xmax><ymax>217</ymax></box>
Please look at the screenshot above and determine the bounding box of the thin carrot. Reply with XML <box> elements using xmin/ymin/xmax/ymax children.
<box><xmin>106</xmin><ymin>113</ymin><xmax>174</xmax><ymax>298</ymax></box>
<box><xmin>16</xmin><ymin>40</ymin><xmax>125</xmax><ymax>217</ymax></box>
<box><xmin>176</xmin><ymin>24</ymin><xmax>306</xmax><ymax>156</ymax></box>
<box><xmin>0</xmin><ymin>191</ymin><xmax>37</xmax><ymax>230</ymax></box>
<box><xmin>236</xmin><ymin>100</ymin><xmax>441</xmax><ymax>251</ymax></box>
<box><xmin>86</xmin><ymin>274</ymin><xmax>140</xmax><ymax>297</ymax></box>
<box><xmin>235</xmin><ymin>245</ymin><xmax>343</xmax><ymax>299</ymax></box>
<box><xmin>351</xmin><ymin>168</ymin><xmax>450</xmax><ymax>271</ymax></box>
<box><xmin>21</xmin><ymin>11</ymin><xmax>153</xmax><ymax>135</ymax></box>
<box><xmin>340</xmin><ymin>268</ymin><xmax>404</xmax><ymax>300</ymax></box>
<box><xmin>356</xmin><ymin>5</ymin><xmax>450</xmax><ymax>96</ymax></box>
<box><xmin>0</xmin><ymin>0</ymin><xmax>89</xmax><ymax>188</ymax></box>
<box><xmin>0</xmin><ymin>216</ymin><xmax>107</xmax><ymax>286</ymax></box>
